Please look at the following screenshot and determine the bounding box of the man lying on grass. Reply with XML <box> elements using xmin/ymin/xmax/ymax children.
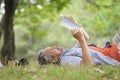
<box><xmin>38</xmin><ymin>28</ymin><xmax>120</xmax><ymax>66</ymax></box>
<box><xmin>38</xmin><ymin>17</ymin><xmax>120</xmax><ymax>66</ymax></box>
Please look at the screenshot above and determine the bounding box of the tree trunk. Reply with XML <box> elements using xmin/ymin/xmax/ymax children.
<box><xmin>1</xmin><ymin>0</ymin><xmax>19</xmax><ymax>65</ymax></box>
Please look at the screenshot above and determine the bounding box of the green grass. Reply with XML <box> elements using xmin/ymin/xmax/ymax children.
<box><xmin>0</xmin><ymin>60</ymin><xmax>120</xmax><ymax>80</ymax></box>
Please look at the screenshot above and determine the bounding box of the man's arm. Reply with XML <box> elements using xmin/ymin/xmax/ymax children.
<box><xmin>81</xmin><ymin>28</ymin><xmax>89</xmax><ymax>41</ymax></box>
<box><xmin>71</xmin><ymin>29</ymin><xmax>94</xmax><ymax>65</ymax></box>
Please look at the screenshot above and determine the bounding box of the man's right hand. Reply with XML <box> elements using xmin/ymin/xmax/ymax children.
<box><xmin>71</xmin><ymin>29</ymin><xmax>85</xmax><ymax>42</ymax></box>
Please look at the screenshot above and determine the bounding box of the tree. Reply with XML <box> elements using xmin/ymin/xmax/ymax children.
<box><xmin>1</xmin><ymin>0</ymin><xmax>19</xmax><ymax>65</ymax></box>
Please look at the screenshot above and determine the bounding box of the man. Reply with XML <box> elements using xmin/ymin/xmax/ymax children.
<box><xmin>38</xmin><ymin>28</ymin><xmax>120</xmax><ymax>66</ymax></box>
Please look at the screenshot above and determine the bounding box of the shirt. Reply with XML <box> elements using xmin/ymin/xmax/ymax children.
<box><xmin>60</xmin><ymin>47</ymin><xmax>120</xmax><ymax>66</ymax></box>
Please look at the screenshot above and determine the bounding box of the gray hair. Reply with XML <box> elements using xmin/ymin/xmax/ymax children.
<box><xmin>38</xmin><ymin>50</ymin><xmax>53</xmax><ymax>65</ymax></box>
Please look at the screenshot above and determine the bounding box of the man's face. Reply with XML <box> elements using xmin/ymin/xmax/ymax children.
<box><xmin>43</xmin><ymin>46</ymin><xmax>63</xmax><ymax>63</ymax></box>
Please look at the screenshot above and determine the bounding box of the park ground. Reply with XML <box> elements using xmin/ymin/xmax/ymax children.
<box><xmin>0</xmin><ymin>59</ymin><xmax>120</xmax><ymax>80</ymax></box>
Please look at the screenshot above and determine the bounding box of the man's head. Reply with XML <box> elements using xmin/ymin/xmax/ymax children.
<box><xmin>38</xmin><ymin>46</ymin><xmax>63</xmax><ymax>65</ymax></box>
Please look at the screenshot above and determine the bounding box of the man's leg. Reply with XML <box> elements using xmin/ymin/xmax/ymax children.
<box><xmin>113</xmin><ymin>27</ymin><xmax>120</xmax><ymax>53</ymax></box>
<box><xmin>113</xmin><ymin>27</ymin><xmax>120</xmax><ymax>44</ymax></box>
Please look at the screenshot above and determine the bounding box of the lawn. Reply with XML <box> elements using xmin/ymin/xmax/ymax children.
<box><xmin>0</xmin><ymin>60</ymin><xmax>120</xmax><ymax>80</ymax></box>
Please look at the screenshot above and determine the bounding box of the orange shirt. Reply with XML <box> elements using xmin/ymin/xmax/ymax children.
<box><xmin>89</xmin><ymin>44</ymin><xmax>120</xmax><ymax>62</ymax></box>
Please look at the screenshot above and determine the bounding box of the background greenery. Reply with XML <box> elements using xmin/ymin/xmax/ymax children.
<box><xmin>11</xmin><ymin>0</ymin><xmax>120</xmax><ymax>58</ymax></box>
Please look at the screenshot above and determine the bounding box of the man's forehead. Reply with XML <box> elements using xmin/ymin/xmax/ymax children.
<box><xmin>43</xmin><ymin>47</ymin><xmax>58</xmax><ymax>55</ymax></box>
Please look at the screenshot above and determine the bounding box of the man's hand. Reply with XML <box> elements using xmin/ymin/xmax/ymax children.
<box><xmin>68</xmin><ymin>16</ymin><xmax>77</xmax><ymax>23</ymax></box>
<box><xmin>71</xmin><ymin>29</ymin><xmax>85</xmax><ymax>42</ymax></box>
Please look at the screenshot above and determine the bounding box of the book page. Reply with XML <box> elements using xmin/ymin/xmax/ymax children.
<box><xmin>60</xmin><ymin>15</ymin><xmax>80</xmax><ymax>30</ymax></box>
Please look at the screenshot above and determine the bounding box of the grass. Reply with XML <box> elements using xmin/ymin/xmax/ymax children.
<box><xmin>0</xmin><ymin>60</ymin><xmax>120</xmax><ymax>80</ymax></box>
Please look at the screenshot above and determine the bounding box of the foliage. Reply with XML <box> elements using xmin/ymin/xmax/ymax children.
<box><xmin>14</xmin><ymin>0</ymin><xmax>71</xmax><ymax>38</ymax></box>
<box><xmin>0</xmin><ymin>60</ymin><xmax>120</xmax><ymax>80</ymax></box>
<box><xmin>83</xmin><ymin>0</ymin><xmax>120</xmax><ymax>36</ymax></box>
<box><xmin>60</xmin><ymin>0</ymin><xmax>120</xmax><ymax>36</ymax></box>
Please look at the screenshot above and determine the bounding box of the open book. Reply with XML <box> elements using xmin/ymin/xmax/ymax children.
<box><xmin>60</xmin><ymin>14</ymin><xmax>81</xmax><ymax>30</ymax></box>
